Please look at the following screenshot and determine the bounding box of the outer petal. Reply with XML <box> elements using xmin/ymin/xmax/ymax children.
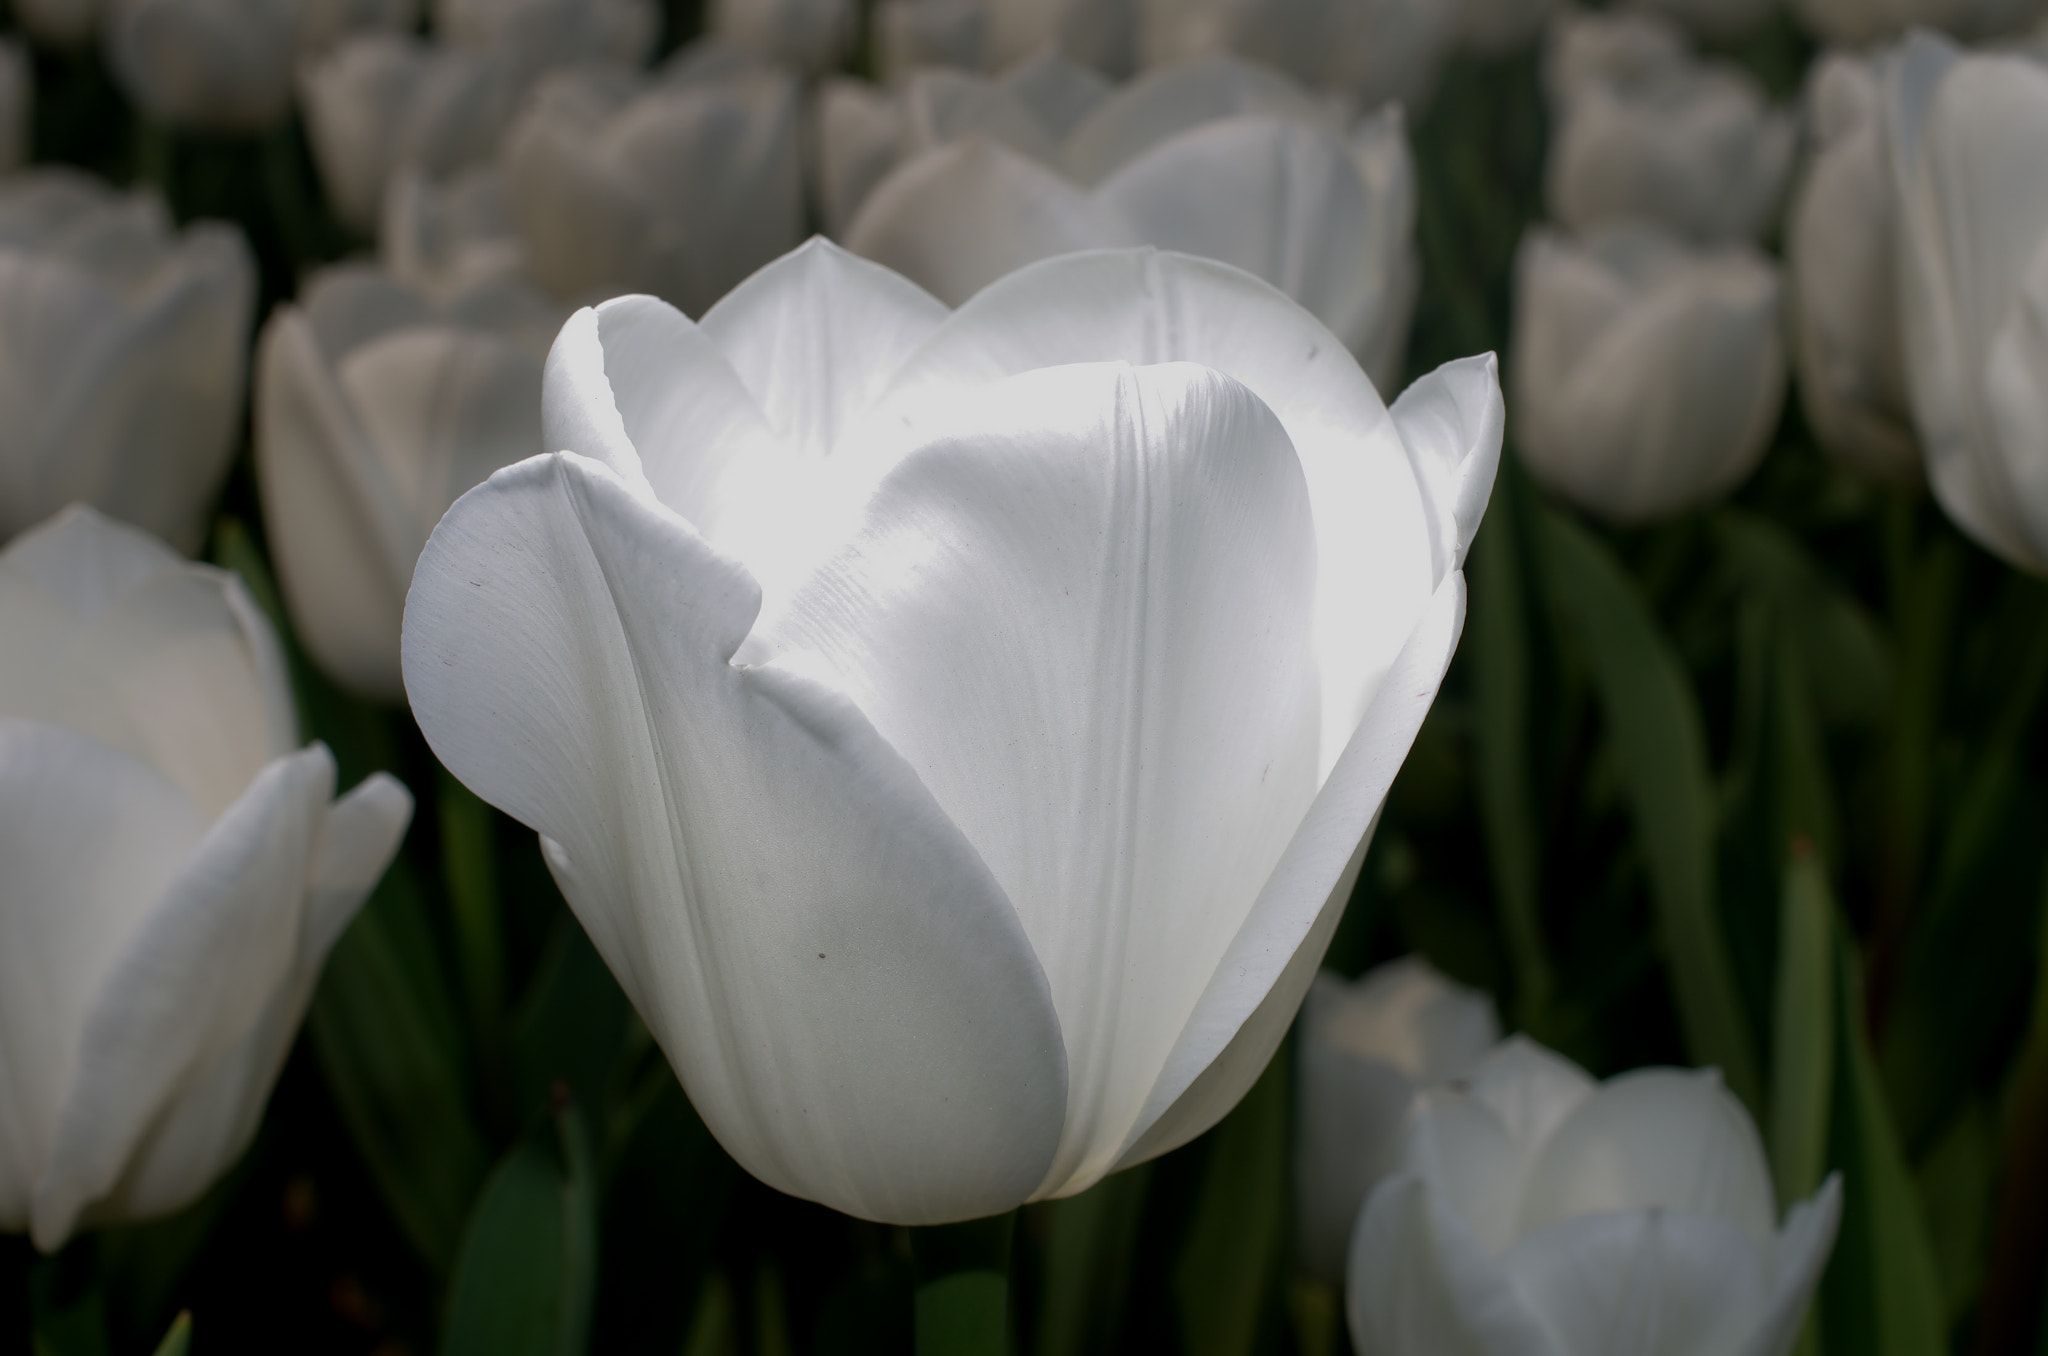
<box><xmin>1499</xmin><ymin>1208</ymin><xmax>1774</xmax><ymax>1356</ymax></box>
<box><xmin>1059</xmin><ymin>53</ymin><xmax>1330</xmax><ymax>186</ymax></box>
<box><xmin>401</xmin><ymin>450</ymin><xmax>1067</xmax><ymax>1223</ymax></box>
<box><xmin>747</xmin><ymin>362</ymin><xmax>1321</xmax><ymax>1197</ymax></box>
<box><xmin>1347</xmin><ymin>1174</ymin><xmax>1557</xmax><ymax>1356</ymax></box>
<box><xmin>1739</xmin><ymin>1175</ymin><xmax>1843</xmax><ymax>1356</ymax></box>
<box><xmin>0</xmin><ymin>720</ymin><xmax>207</xmax><ymax>1234</ymax></box>
<box><xmin>31</xmin><ymin>745</ymin><xmax>332</xmax><ymax>1248</ymax></box>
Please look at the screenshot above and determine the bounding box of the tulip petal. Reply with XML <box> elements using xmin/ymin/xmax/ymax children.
<box><xmin>32</xmin><ymin>744</ymin><xmax>333</xmax><ymax>1249</ymax></box>
<box><xmin>880</xmin><ymin>248</ymin><xmax>1448</xmax><ymax>777</ymax></box>
<box><xmin>1516</xmin><ymin>1067</ymin><xmax>1778</xmax><ymax>1247</ymax></box>
<box><xmin>1060</xmin><ymin>54</ymin><xmax>1329</xmax><ymax>187</ymax></box>
<box><xmin>1738</xmin><ymin>1174</ymin><xmax>1842</xmax><ymax>1356</ymax></box>
<box><xmin>402</xmin><ymin>450</ymin><xmax>1068</xmax><ymax>1223</ymax></box>
<box><xmin>750</xmin><ymin>361</ymin><xmax>1321</xmax><ymax>1196</ymax></box>
<box><xmin>1499</xmin><ymin>1207</ymin><xmax>1773</xmax><ymax>1356</ymax></box>
<box><xmin>0</xmin><ymin>720</ymin><xmax>207</xmax><ymax>1236</ymax></box>
<box><xmin>1108</xmin><ymin>572</ymin><xmax>1465</xmax><ymax>1180</ymax></box>
<box><xmin>1347</xmin><ymin>1174</ymin><xmax>1557</xmax><ymax>1356</ymax></box>
<box><xmin>699</xmin><ymin>238</ymin><xmax>948</xmax><ymax>462</ymax></box>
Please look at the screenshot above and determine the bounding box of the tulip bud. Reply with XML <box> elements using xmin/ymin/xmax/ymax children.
<box><xmin>1544</xmin><ymin>9</ymin><xmax>1794</xmax><ymax>243</ymax></box>
<box><xmin>382</xmin><ymin>164</ymin><xmax>527</xmax><ymax>297</ymax></box>
<box><xmin>256</xmin><ymin>262</ymin><xmax>561</xmax><ymax>701</ymax></box>
<box><xmin>1293</xmin><ymin>959</ymin><xmax>1498</xmax><ymax>1283</ymax></box>
<box><xmin>401</xmin><ymin>238</ymin><xmax>1501</xmax><ymax>1224</ymax></box>
<box><xmin>1788</xmin><ymin>50</ymin><xmax>1920</xmax><ymax>483</ymax></box>
<box><xmin>301</xmin><ymin>33</ymin><xmax>525</xmax><ymax>236</ymax></box>
<box><xmin>1887</xmin><ymin>33</ymin><xmax>2048</xmax><ymax>573</ymax></box>
<box><xmin>873</xmin><ymin>0</ymin><xmax>1138</xmax><ymax>82</ymax></box>
<box><xmin>0</xmin><ymin>506</ymin><xmax>413</xmax><ymax>1252</ymax></box>
<box><xmin>1136</xmin><ymin>0</ymin><xmax>1463</xmax><ymax>115</ymax></box>
<box><xmin>433</xmin><ymin>0</ymin><xmax>656</xmax><ymax>76</ymax></box>
<box><xmin>1511</xmin><ymin>222</ymin><xmax>1786</xmax><ymax>523</ymax></box>
<box><xmin>874</xmin><ymin>0</ymin><xmax>989</xmax><ymax>85</ymax></box>
<box><xmin>1788</xmin><ymin>0</ymin><xmax>2047</xmax><ymax>45</ymax></box>
<box><xmin>708</xmin><ymin>0</ymin><xmax>856</xmax><ymax>75</ymax></box>
<box><xmin>841</xmin><ymin>55</ymin><xmax>1419</xmax><ymax>392</ymax></box>
<box><xmin>0</xmin><ymin>171</ymin><xmax>255</xmax><ymax>553</ymax></box>
<box><xmin>1348</xmin><ymin>1038</ymin><xmax>1841</xmax><ymax>1356</ymax></box>
<box><xmin>500</xmin><ymin>48</ymin><xmax>805</xmax><ymax>315</ymax></box>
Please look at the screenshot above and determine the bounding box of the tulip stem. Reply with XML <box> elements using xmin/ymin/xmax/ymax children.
<box><xmin>911</xmin><ymin>1214</ymin><xmax>1015</xmax><ymax>1356</ymax></box>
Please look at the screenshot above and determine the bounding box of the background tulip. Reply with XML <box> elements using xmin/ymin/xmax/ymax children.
<box><xmin>1458</xmin><ymin>0</ymin><xmax>1562</xmax><ymax>55</ymax></box>
<box><xmin>18</xmin><ymin>0</ymin><xmax>104</xmax><ymax>47</ymax></box>
<box><xmin>1511</xmin><ymin>222</ymin><xmax>1786</xmax><ymax>522</ymax></box>
<box><xmin>0</xmin><ymin>506</ymin><xmax>412</xmax><ymax>1253</ymax></box>
<box><xmin>1625</xmin><ymin>0</ymin><xmax>1780</xmax><ymax>41</ymax></box>
<box><xmin>300</xmin><ymin>34</ymin><xmax>524</xmax><ymax>236</ymax></box>
<box><xmin>872</xmin><ymin>0</ymin><xmax>1137</xmax><ymax>82</ymax></box>
<box><xmin>433</xmin><ymin>0</ymin><xmax>656</xmax><ymax>74</ymax></box>
<box><xmin>0</xmin><ymin>41</ymin><xmax>30</xmax><ymax>176</ymax></box>
<box><xmin>839</xmin><ymin>55</ymin><xmax>1420</xmax><ymax>391</ymax></box>
<box><xmin>0</xmin><ymin>171</ymin><xmax>255</xmax><ymax>553</ymax></box>
<box><xmin>707</xmin><ymin>0</ymin><xmax>854</xmax><ymax>75</ymax></box>
<box><xmin>499</xmin><ymin>47</ymin><xmax>804</xmax><ymax>314</ymax></box>
<box><xmin>1348</xmin><ymin>1038</ymin><xmax>1841</xmax><ymax>1356</ymax></box>
<box><xmin>1887</xmin><ymin>33</ymin><xmax>2048</xmax><ymax>574</ymax></box>
<box><xmin>1789</xmin><ymin>50</ymin><xmax>1920</xmax><ymax>483</ymax></box>
<box><xmin>1544</xmin><ymin>10</ymin><xmax>1794</xmax><ymax>243</ymax></box>
<box><xmin>1789</xmin><ymin>0</ymin><xmax>2047</xmax><ymax>44</ymax></box>
<box><xmin>1136</xmin><ymin>0</ymin><xmax>1463</xmax><ymax>115</ymax></box>
<box><xmin>401</xmin><ymin>239</ymin><xmax>1500</xmax><ymax>1225</ymax></box>
<box><xmin>1294</xmin><ymin>957</ymin><xmax>1498</xmax><ymax>1283</ymax></box>
<box><xmin>256</xmin><ymin>262</ymin><xmax>559</xmax><ymax>702</ymax></box>
<box><xmin>381</xmin><ymin>163</ymin><xmax>525</xmax><ymax>297</ymax></box>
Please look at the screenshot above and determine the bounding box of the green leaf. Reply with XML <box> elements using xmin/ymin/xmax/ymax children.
<box><xmin>310</xmin><ymin>858</ymin><xmax>490</xmax><ymax>1274</ymax></box>
<box><xmin>1033</xmin><ymin>1164</ymin><xmax>1150</xmax><ymax>1356</ymax></box>
<box><xmin>146</xmin><ymin>1313</ymin><xmax>189</xmax><ymax>1356</ymax></box>
<box><xmin>1771</xmin><ymin>847</ymin><xmax>1834</xmax><ymax>1210</ymax></box>
<box><xmin>1534</xmin><ymin>507</ymin><xmax>1761</xmax><ymax>1109</ymax></box>
<box><xmin>681</xmin><ymin>1273</ymin><xmax>738</xmax><ymax>1356</ymax></box>
<box><xmin>1714</xmin><ymin>511</ymin><xmax>1891</xmax><ymax>727</ymax></box>
<box><xmin>1913</xmin><ymin>1102</ymin><xmax>1992</xmax><ymax>1324</ymax></box>
<box><xmin>1171</xmin><ymin>1051</ymin><xmax>1287</xmax><ymax>1356</ymax></box>
<box><xmin>441</xmin><ymin>1099</ymin><xmax>598</xmax><ymax>1356</ymax></box>
<box><xmin>512</xmin><ymin>915</ymin><xmax>631</xmax><ymax>1138</ymax></box>
<box><xmin>440</xmin><ymin>771</ymin><xmax>507</xmax><ymax>1077</ymax></box>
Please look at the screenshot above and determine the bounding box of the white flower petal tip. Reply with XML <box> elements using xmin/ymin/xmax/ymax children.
<box><xmin>1346</xmin><ymin>1037</ymin><xmax>1843</xmax><ymax>1356</ymax></box>
<box><xmin>402</xmin><ymin>238</ymin><xmax>1489</xmax><ymax>1223</ymax></box>
<box><xmin>0</xmin><ymin>510</ymin><xmax>410</xmax><ymax>1249</ymax></box>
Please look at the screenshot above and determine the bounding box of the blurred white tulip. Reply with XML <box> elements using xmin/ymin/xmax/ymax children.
<box><xmin>0</xmin><ymin>171</ymin><xmax>254</xmax><ymax>553</ymax></box>
<box><xmin>709</xmin><ymin>0</ymin><xmax>855</xmax><ymax>75</ymax></box>
<box><xmin>0</xmin><ymin>41</ymin><xmax>31</xmax><ymax>176</ymax></box>
<box><xmin>1294</xmin><ymin>958</ymin><xmax>1498</xmax><ymax>1282</ymax></box>
<box><xmin>1545</xmin><ymin>9</ymin><xmax>1794</xmax><ymax>242</ymax></box>
<box><xmin>872</xmin><ymin>0</ymin><xmax>1137</xmax><ymax>82</ymax></box>
<box><xmin>1790</xmin><ymin>0</ymin><xmax>2046</xmax><ymax>44</ymax></box>
<box><xmin>257</xmin><ymin>263</ymin><xmax>560</xmax><ymax>701</ymax></box>
<box><xmin>402</xmin><ymin>238</ymin><xmax>1501</xmax><ymax>1224</ymax></box>
<box><xmin>17</xmin><ymin>0</ymin><xmax>106</xmax><ymax>48</ymax></box>
<box><xmin>0</xmin><ymin>506</ymin><xmax>413</xmax><ymax>1252</ymax></box>
<box><xmin>1459</xmin><ymin>0</ymin><xmax>1563</xmax><ymax>54</ymax></box>
<box><xmin>1137</xmin><ymin>0</ymin><xmax>1463</xmax><ymax>114</ymax></box>
<box><xmin>500</xmin><ymin>46</ymin><xmax>805</xmax><ymax>314</ymax></box>
<box><xmin>1789</xmin><ymin>51</ymin><xmax>1919</xmax><ymax>482</ymax></box>
<box><xmin>1511</xmin><ymin>222</ymin><xmax>1786</xmax><ymax>522</ymax></box>
<box><xmin>1625</xmin><ymin>0</ymin><xmax>1780</xmax><ymax>41</ymax></box>
<box><xmin>874</xmin><ymin>0</ymin><xmax>987</xmax><ymax>83</ymax></box>
<box><xmin>301</xmin><ymin>34</ymin><xmax>525</xmax><ymax>236</ymax></box>
<box><xmin>1886</xmin><ymin>33</ymin><xmax>2048</xmax><ymax>572</ymax></box>
<box><xmin>106</xmin><ymin>0</ymin><xmax>416</xmax><ymax>133</ymax></box>
<box><xmin>842</xmin><ymin>55</ymin><xmax>1419</xmax><ymax>390</ymax></box>
<box><xmin>382</xmin><ymin>163</ymin><xmax>528</xmax><ymax>297</ymax></box>
<box><xmin>434</xmin><ymin>0</ymin><xmax>657</xmax><ymax>75</ymax></box>
<box><xmin>1348</xmin><ymin>1038</ymin><xmax>1841</xmax><ymax>1356</ymax></box>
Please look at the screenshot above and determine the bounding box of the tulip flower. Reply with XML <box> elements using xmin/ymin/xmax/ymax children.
<box><xmin>433</xmin><ymin>0</ymin><xmax>656</xmax><ymax>75</ymax></box>
<box><xmin>872</xmin><ymin>0</ymin><xmax>1138</xmax><ymax>83</ymax></box>
<box><xmin>401</xmin><ymin>238</ymin><xmax>1501</xmax><ymax>1223</ymax></box>
<box><xmin>1136</xmin><ymin>0</ymin><xmax>1463</xmax><ymax>115</ymax></box>
<box><xmin>105</xmin><ymin>0</ymin><xmax>416</xmax><ymax>133</ymax></box>
<box><xmin>1294</xmin><ymin>958</ymin><xmax>1497</xmax><ymax>1282</ymax></box>
<box><xmin>1511</xmin><ymin>222</ymin><xmax>1785</xmax><ymax>523</ymax></box>
<box><xmin>1544</xmin><ymin>10</ymin><xmax>1794</xmax><ymax>243</ymax></box>
<box><xmin>500</xmin><ymin>49</ymin><xmax>805</xmax><ymax>315</ymax></box>
<box><xmin>841</xmin><ymin>56</ymin><xmax>1419</xmax><ymax>391</ymax></box>
<box><xmin>256</xmin><ymin>262</ymin><xmax>560</xmax><ymax>702</ymax></box>
<box><xmin>1789</xmin><ymin>0</ymin><xmax>2045</xmax><ymax>44</ymax></box>
<box><xmin>0</xmin><ymin>41</ymin><xmax>29</xmax><ymax>176</ymax></box>
<box><xmin>1348</xmin><ymin>1038</ymin><xmax>1842</xmax><ymax>1356</ymax></box>
<box><xmin>0</xmin><ymin>506</ymin><xmax>413</xmax><ymax>1252</ymax></box>
<box><xmin>709</xmin><ymin>0</ymin><xmax>855</xmax><ymax>75</ymax></box>
<box><xmin>1887</xmin><ymin>33</ymin><xmax>2048</xmax><ymax>574</ymax></box>
<box><xmin>0</xmin><ymin>171</ymin><xmax>255</xmax><ymax>553</ymax></box>
<box><xmin>382</xmin><ymin>164</ymin><xmax>527</xmax><ymax>297</ymax></box>
<box><xmin>1788</xmin><ymin>51</ymin><xmax>1919</xmax><ymax>483</ymax></box>
<box><xmin>301</xmin><ymin>33</ymin><xmax>525</xmax><ymax>236</ymax></box>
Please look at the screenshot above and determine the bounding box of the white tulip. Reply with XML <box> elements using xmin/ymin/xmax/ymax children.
<box><xmin>709</xmin><ymin>0</ymin><xmax>855</xmax><ymax>75</ymax></box>
<box><xmin>1886</xmin><ymin>34</ymin><xmax>2048</xmax><ymax>572</ymax></box>
<box><xmin>382</xmin><ymin>163</ymin><xmax>528</xmax><ymax>298</ymax></box>
<box><xmin>1624</xmin><ymin>0</ymin><xmax>1780</xmax><ymax>41</ymax></box>
<box><xmin>0</xmin><ymin>42</ymin><xmax>30</xmax><ymax>176</ymax></box>
<box><xmin>1459</xmin><ymin>0</ymin><xmax>1563</xmax><ymax>54</ymax></box>
<box><xmin>0</xmin><ymin>171</ymin><xmax>255</xmax><ymax>554</ymax></box>
<box><xmin>105</xmin><ymin>0</ymin><xmax>416</xmax><ymax>133</ymax></box>
<box><xmin>873</xmin><ymin>0</ymin><xmax>987</xmax><ymax>84</ymax></box>
<box><xmin>1294</xmin><ymin>958</ymin><xmax>1498</xmax><ymax>1282</ymax></box>
<box><xmin>301</xmin><ymin>34</ymin><xmax>525</xmax><ymax>236</ymax></box>
<box><xmin>872</xmin><ymin>0</ymin><xmax>1138</xmax><ymax>82</ymax></box>
<box><xmin>1137</xmin><ymin>0</ymin><xmax>1463</xmax><ymax>114</ymax></box>
<box><xmin>1348</xmin><ymin>1038</ymin><xmax>1841</xmax><ymax>1356</ymax></box>
<box><xmin>1511</xmin><ymin>222</ymin><xmax>1785</xmax><ymax>522</ymax></box>
<box><xmin>842</xmin><ymin>56</ymin><xmax>1419</xmax><ymax>391</ymax></box>
<box><xmin>1788</xmin><ymin>50</ymin><xmax>1919</xmax><ymax>482</ymax></box>
<box><xmin>401</xmin><ymin>238</ymin><xmax>1501</xmax><ymax>1224</ymax></box>
<box><xmin>500</xmin><ymin>49</ymin><xmax>805</xmax><ymax>314</ymax></box>
<box><xmin>257</xmin><ymin>264</ymin><xmax>560</xmax><ymax>702</ymax></box>
<box><xmin>1545</xmin><ymin>10</ymin><xmax>1794</xmax><ymax>243</ymax></box>
<box><xmin>434</xmin><ymin>0</ymin><xmax>656</xmax><ymax>75</ymax></box>
<box><xmin>1790</xmin><ymin>0</ymin><xmax>2046</xmax><ymax>44</ymax></box>
<box><xmin>0</xmin><ymin>507</ymin><xmax>413</xmax><ymax>1252</ymax></box>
